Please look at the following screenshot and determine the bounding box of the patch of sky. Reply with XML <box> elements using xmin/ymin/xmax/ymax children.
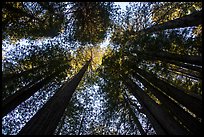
<box><xmin>2</xmin><ymin>3</ymin><xmax>153</xmax><ymax>135</ymax></box>
<box><xmin>100</xmin><ymin>2</ymin><xmax>130</xmax><ymax>48</ymax></box>
<box><xmin>2</xmin><ymin>82</ymin><xmax>61</xmax><ymax>135</ymax></box>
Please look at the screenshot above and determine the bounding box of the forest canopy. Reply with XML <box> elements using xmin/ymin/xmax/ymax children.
<box><xmin>2</xmin><ymin>2</ymin><xmax>202</xmax><ymax>135</ymax></box>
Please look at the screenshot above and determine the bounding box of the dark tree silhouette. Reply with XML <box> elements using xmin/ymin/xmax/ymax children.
<box><xmin>18</xmin><ymin>59</ymin><xmax>91</xmax><ymax>135</ymax></box>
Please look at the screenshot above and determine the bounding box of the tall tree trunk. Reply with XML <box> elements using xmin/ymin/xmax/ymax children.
<box><xmin>147</xmin><ymin>51</ymin><xmax>202</xmax><ymax>66</ymax></box>
<box><xmin>132</xmin><ymin>50</ymin><xmax>202</xmax><ymax>66</ymax></box>
<box><xmin>2</xmin><ymin>63</ymin><xmax>47</xmax><ymax>85</ymax></box>
<box><xmin>3</xmin><ymin>73</ymin><xmax>43</xmax><ymax>100</ymax></box>
<box><xmin>163</xmin><ymin>59</ymin><xmax>202</xmax><ymax>74</ymax></box>
<box><xmin>167</xmin><ymin>67</ymin><xmax>201</xmax><ymax>81</ymax></box>
<box><xmin>2</xmin><ymin>64</ymin><xmax>70</xmax><ymax>117</ymax></box>
<box><xmin>122</xmin><ymin>93</ymin><xmax>146</xmax><ymax>135</ymax></box>
<box><xmin>18</xmin><ymin>59</ymin><xmax>91</xmax><ymax>135</ymax></box>
<box><xmin>122</xmin><ymin>84</ymin><xmax>166</xmax><ymax>135</ymax></box>
<box><xmin>130</xmin><ymin>51</ymin><xmax>202</xmax><ymax>74</ymax></box>
<box><xmin>142</xmin><ymin>10</ymin><xmax>202</xmax><ymax>33</ymax></box>
<box><xmin>131</xmin><ymin>70</ymin><xmax>202</xmax><ymax>134</ymax></box>
<box><xmin>54</xmin><ymin>110</ymin><xmax>67</xmax><ymax>135</ymax></box>
<box><xmin>133</xmin><ymin>67</ymin><xmax>202</xmax><ymax>119</ymax></box>
<box><xmin>154</xmin><ymin>68</ymin><xmax>202</xmax><ymax>101</ymax></box>
<box><xmin>122</xmin><ymin>75</ymin><xmax>188</xmax><ymax>135</ymax></box>
<box><xmin>78</xmin><ymin>114</ymin><xmax>85</xmax><ymax>135</ymax></box>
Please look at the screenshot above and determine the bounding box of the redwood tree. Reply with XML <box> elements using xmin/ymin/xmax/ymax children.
<box><xmin>18</xmin><ymin>59</ymin><xmax>91</xmax><ymax>135</ymax></box>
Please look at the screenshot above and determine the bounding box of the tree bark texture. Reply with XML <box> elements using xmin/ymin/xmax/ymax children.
<box><xmin>122</xmin><ymin>93</ymin><xmax>146</xmax><ymax>135</ymax></box>
<box><xmin>2</xmin><ymin>64</ymin><xmax>70</xmax><ymax>117</ymax></box>
<box><xmin>2</xmin><ymin>63</ymin><xmax>47</xmax><ymax>85</ymax></box>
<box><xmin>18</xmin><ymin>59</ymin><xmax>91</xmax><ymax>135</ymax></box>
<box><xmin>143</xmin><ymin>10</ymin><xmax>202</xmax><ymax>33</ymax></box>
<box><xmin>132</xmin><ymin>71</ymin><xmax>202</xmax><ymax>134</ymax></box>
<box><xmin>130</xmin><ymin>50</ymin><xmax>202</xmax><ymax>74</ymax></box>
<box><xmin>132</xmin><ymin>50</ymin><xmax>202</xmax><ymax>67</ymax></box>
<box><xmin>122</xmin><ymin>76</ymin><xmax>188</xmax><ymax>135</ymax></box>
<box><xmin>134</xmin><ymin>67</ymin><xmax>202</xmax><ymax>119</ymax></box>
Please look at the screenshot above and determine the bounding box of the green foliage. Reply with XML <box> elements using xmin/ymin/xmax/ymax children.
<box><xmin>2</xmin><ymin>2</ymin><xmax>66</xmax><ymax>41</ymax></box>
<box><xmin>152</xmin><ymin>2</ymin><xmax>202</xmax><ymax>24</ymax></box>
<box><xmin>96</xmin><ymin>2</ymin><xmax>202</xmax><ymax>134</ymax></box>
<box><xmin>2</xmin><ymin>41</ymin><xmax>71</xmax><ymax>99</ymax></box>
<box><xmin>2</xmin><ymin>2</ymin><xmax>202</xmax><ymax>135</ymax></box>
<box><xmin>66</xmin><ymin>2</ymin><xmax>115</xmax><ymax>45</ymax></box>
